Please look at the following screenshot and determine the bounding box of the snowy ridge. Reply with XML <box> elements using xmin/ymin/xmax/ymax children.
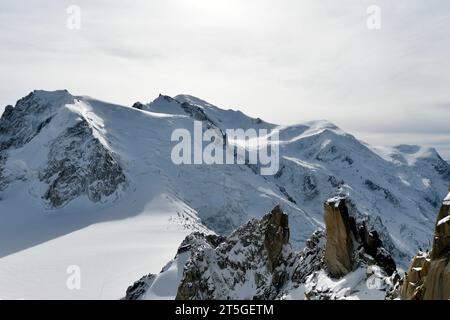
<box><xmin>0</xmin><ymin>90</ymin><xmax>449</xmax><ymax>299</ymax></box>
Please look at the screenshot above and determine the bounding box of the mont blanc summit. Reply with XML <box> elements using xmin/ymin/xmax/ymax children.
<box><xmin>0</xmin><ymin>90</ymin><xmax>449</xmax><ymax>299</ymax></box>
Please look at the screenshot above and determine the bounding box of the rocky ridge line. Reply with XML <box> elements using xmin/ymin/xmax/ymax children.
<box><xmin>125</xmin><ymin>199</ymin><xmax>398</xmax><ymax>300</ymax></box>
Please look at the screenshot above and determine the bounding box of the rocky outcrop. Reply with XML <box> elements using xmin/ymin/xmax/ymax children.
<box><xmin>324</xmin><ymin>197</ymin><xmax>354</xmax><ymax>277</ymax></box>
<box><xmin>0</xmin><ymin>90</ymin><xmax>127</xmax><ymax>208</ymax></box>
<box><xmin>0</xmin><ymin>152</ymin><xmax>7</xmax><ymax>191</ymax></box>
<box><xmin>324</xmin><ymin>197</ymin><xmax>396</xmax><ymax>278</ymax></box>
<box><xmin>176</xmin><ymin>206</ymin><xmax>292</xmax><ymax>300</ymax></box>
<box><xmin>127</xmin><ymin>203</ymin><xmax>397</xmax><ymax>300</ymax></box>
<box><xmin>131</xmin><ymin>102</ymin><xmax>145</xmax><ymax>110</ymax></box>
<box><xmin>432</xmin><ymin>155</ymin><xmax>450</xmax><ymax>180</ymax></box>
<box><xmin>0</xmin><ymin>90</ymin><xmax>72</xmax><ymax>151</ymax></box>
<box><xmin>40</xmin><ymin>119</ymin><xmax>126</xmax><ymax>208</ymax></box>
<box><xmin>431</xmin><ymin>190</ymin><xmax>450</xmax><ymax>259</ymax></box>
<box><xmin>124</xmin><ymin>274</ymin><xmax>156</xmax><ymax>300</ymax></box>
<box><xmin>263</xmin><ymin>205</ymin><xmax>290</xmax><ymax>272</ymax></box>
<box><xmin>401</xmin><ymin>186</ymin><xmax>450</xmax><ymax>300</ymax></box>
<box><xmin>0</xmin><ymin>91</ymin><xmax>73</xmax><ymax>192</ymax></box>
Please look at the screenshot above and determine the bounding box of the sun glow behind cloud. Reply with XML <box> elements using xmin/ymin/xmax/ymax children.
<box><xmin>0</xmin><ymin>0</ymin><xmax>449</xmax><ymax>157</ymax></box>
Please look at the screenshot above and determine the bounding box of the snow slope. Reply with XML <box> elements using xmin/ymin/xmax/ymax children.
<box><xmin>143</xmin><ymin>94</ymin><xmax>450</xmax><ymax>259</ymax></box>
<box><xmin>0</xmin><ymin>90</ymin><xmax>449</xmax><ymax>299</ymax></box>
<box><xmin>0</xmin><ymin>209</ymin><xmax>189</xmax><ymax>299</ymax></box>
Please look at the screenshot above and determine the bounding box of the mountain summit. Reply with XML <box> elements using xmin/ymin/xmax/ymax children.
<box><xmin>0</xmin><ymin>90</ymin><xmax>449</xmax><ymax>299</ymax></box>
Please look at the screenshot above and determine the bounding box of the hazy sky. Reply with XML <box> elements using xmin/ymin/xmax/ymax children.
<box><xmin>1</xmin><ymin>0</ymin><xmax>449</xmax><ymax>158</ymax></box>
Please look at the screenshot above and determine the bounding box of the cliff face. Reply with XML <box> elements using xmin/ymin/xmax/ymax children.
<box><xmin>175</xmin><ymin>205</ymin><xmax>292</xmax><ymax>300</ymax></box>
<box><xmin>0</xmin><ymin>90</ymin><xmax>127</xmax><ymax>208</ymax></box>
<box><xmin>401</xmin><ymin>186</ymin><xmax>450</xmax><ymax>300</ymax></box>
<box><xmin>324</xmin><ymin>197</ymin><xmax>354</xmax><ymax>277</ymax></box>
<box><xmin>324</xmin><ymin>197</ymin><xmax>397</xmax><ymax>279</ymax></box>
<box><xmin>126</xmin><ymin>200</ymin><xmax>398</xmax><ymax>300</ymax></box>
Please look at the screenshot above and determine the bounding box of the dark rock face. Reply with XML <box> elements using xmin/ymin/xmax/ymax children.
<box><xmin>1</xmin><ymin>92</ymin><xmax>69</xmax><ymax>191</ymax></box>
<box><xmin>0</xmin><ymin>90</ymin><xmax>72</xmax><ymax>151</ymax></box>
<box><xmin>290</xmin><ymin>230</ymin><xmax>326</xmax><ymax>284</ymax></box>
<box><xmin>0</xmin><ymin>90</ymin><xmax>127</xmax><ymax>207</ymax></box>
<box><xmin>432</xmin><ymin>155</ymin><xmax>450</xmax><ymax>180</ymax></box>
<box><xmin>0</xmin><ymin>152</ymin><xmax>7</xmax><ymax>191</ymax></box>
<box><xmin>40</xmin><ymin>120</ymin><xmax>126</xmax><ymax>208</ymax></box>
<box><xmin>364</xmin><ymin>179</ymin><xmax>399</xmax><ymax>205</ymax></box>
<box><xmin>180</xmin><ymin>102</ymin><xmax>210</xmax><ymax>122</ymax></box>
<box><xmin>131</xmin><ymin>102</ymin><xmax>145</xmax><ymax>110</ymax></box>
<box><xmin>400</xmin><ymin>186</ymin><xmax>450</xmax><ymax>300</ymax></box>
<box><xmin>176</xmin><ymin>206</ymin><xmax>292</xmax><ymax>300</ymax></box>
<box><xmin>302</xmin><ymin>175</ymin><xmax>319</xmax><ymax>198</ymax></box>
<box><xmin>124</xmin><ymin>274</ymin><xmax>156</xmax><ymax>300</ymax></box>
<box><xmin>0</xmin><ymin>90</ymin><xmax>74</xmax><ymax>193</ymax></box>
<box><xmin>127</xmin><ymin>204</ymin><xmax>397</xmax><ymax>300</ymax></box>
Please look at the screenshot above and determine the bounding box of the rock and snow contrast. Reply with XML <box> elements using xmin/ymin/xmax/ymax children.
<box><xmin>125</xmin><ymin>203</ymin><xmax>398</xmax><ymax>300</ymax></box>
<box><xmin>399</xmin><ymin>187</ymin><xmax>450</xmax><ymax>300</ymax></box>
<box><xmin>0</xmin><ymin>90</ymin><xmax>449</xmax><ymax>299</ymax></box>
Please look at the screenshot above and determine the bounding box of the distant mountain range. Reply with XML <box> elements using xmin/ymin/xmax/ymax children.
<box><xmin>0</xmin><ymin>90</ymin><xmax>449</xmax><ymax>299</ymax></box>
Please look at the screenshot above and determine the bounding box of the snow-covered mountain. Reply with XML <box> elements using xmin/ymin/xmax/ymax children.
<box><xmin>125</xmin><ymin>202</ymin><xmax>399</xmax><ymax>300</ymax></box>
<box><xmin>0</xmin><ymin>90</ymin><xmax>448</xmax><ymax>299</ymax></box>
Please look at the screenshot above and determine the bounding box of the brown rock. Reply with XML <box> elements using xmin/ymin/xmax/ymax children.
<box><xmin>431</xmin><ymin>194</ymin><xmax>450</xmax><ymax>259</ymax></box>
<box><xmin>263</xmin><ymin>205</ymin><xmax>290</xmax><ymax>272</ymax></box>
<box><xmin>401</xmin><ymin>185</ymin><xmax>450</xmax><ymax>300</ymax></box>
<box><xmin>400</xmin><ymin>252</ymin><xmax>430</xmax><ymax>300</ymax></box>
<box><xmin>324</xmin><ymin>197</ymin><xmax>354</xmax><ymax>277</ymax></box>
<box><xmin>422</xmin><ymin>257</ymin><xmax>450</xmax><ymax>299</ymax></box>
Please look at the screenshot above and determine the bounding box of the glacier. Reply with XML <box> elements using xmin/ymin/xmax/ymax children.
<box><xmin>0</xmin><ymin>90</ymin><xmax>448</xmax><ymax>299</ymax></box>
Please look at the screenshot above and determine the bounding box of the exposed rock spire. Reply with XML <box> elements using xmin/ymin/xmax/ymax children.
<box><xmin>401</xmin><ymin>184</ymin><xmax>450</xmax><ymax>300</ymax></box>
<box><xmin>324</xmin><ymin>197</ymin><xmax>354</xmax><ymax>277</ymax></box>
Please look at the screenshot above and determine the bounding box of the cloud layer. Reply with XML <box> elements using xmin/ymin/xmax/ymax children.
<box><xmin>0</xmin><ymin>0</ymin><xmax>449</xmax><ymax>157</ymax></box>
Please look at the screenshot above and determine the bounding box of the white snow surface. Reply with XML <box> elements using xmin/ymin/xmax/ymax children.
<box><xmin>443</xmin><ymin>192</ymin><xmax>450</xmax><ymax>206</ymax></box>
<box><xmin>283</xmin><ymin>267</ymin><xmax>391</xmax><ymax>300</ymax></box>
<box><xmin>0</xmin><ymin>90</ymin><xmax>449</xmax><ymax>299</ymax></box>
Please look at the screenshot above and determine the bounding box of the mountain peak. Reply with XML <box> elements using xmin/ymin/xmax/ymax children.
<box><xmin>20</xmin><ymin>89</ymin><xmax>74</xmax><ymax>107</ymax></box>
<box><xmin>3</xmin><ymin>89</ymin><xmax>74</xmax><ymax>118</ymax></box>
<box><xmin>144</xmin><ymin>94</ymin><xmax>183</xmax><ymax>115</ymax></box>
<box><xmin>30</xmin><ymin>89</ymin><xmax>71</xmax><ymax>98</ymax></box>
<box><xmin>304</xmin><ymin>119</ymin><xmax>340</xmax><ymax>131</ymax></box>
<box><xmin>174</xmin><ymin>94</ymin><xmax>214</xmax><ymax>109</ymax></box>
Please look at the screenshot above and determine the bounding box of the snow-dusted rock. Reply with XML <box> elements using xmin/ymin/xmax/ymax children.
<box><xmin>400</xmin><ymin>186</ymin><xmax>450</xmax><ymax>300</ymax></box>
<box><xmin>40</xmin><ymin>119</ymin><xmax>126</xmax><ymax>208</ymax></box>
<box><xmin>324</xmin><ymin>197</ymin><xmax>396</xmax><ymax>278</ymax></box>
<box><xmin>124</xmin><ymin>273</ymin><xmax>156</xmax><ymax>300</ymax></box>
<box><xmin>0</xmin><ymin>90</ymin><xmax>73</xmax><ymax>150</ymax></box>
<box><xmin>175</xmin><ymin>206</ymin><xmax>292</xmax><ymax>300</ymax></box>
<box><xmin>1</xmin><ymin>90</ymin><xmax>448</xmax><ymax>256</ymax></box>
<box><xmin>0</xmin><ymin>90</ymin><xmax>127</xmax><ymax>208</ymax></box>
<box><xmin>129</xmin><ymin>203</ymin><xmax>398</xmax><ymax>300</ymax></box>
<box><xmin>0</xmin><ymin>89</ymin><xmax>449</xmax><ymax>298</ymax></box>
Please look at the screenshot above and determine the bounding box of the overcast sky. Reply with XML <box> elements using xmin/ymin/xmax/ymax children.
<box><xmin>1</xmin><ymin>0</ymin><xmax>449</xmax><ymax>158</ymax></box>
